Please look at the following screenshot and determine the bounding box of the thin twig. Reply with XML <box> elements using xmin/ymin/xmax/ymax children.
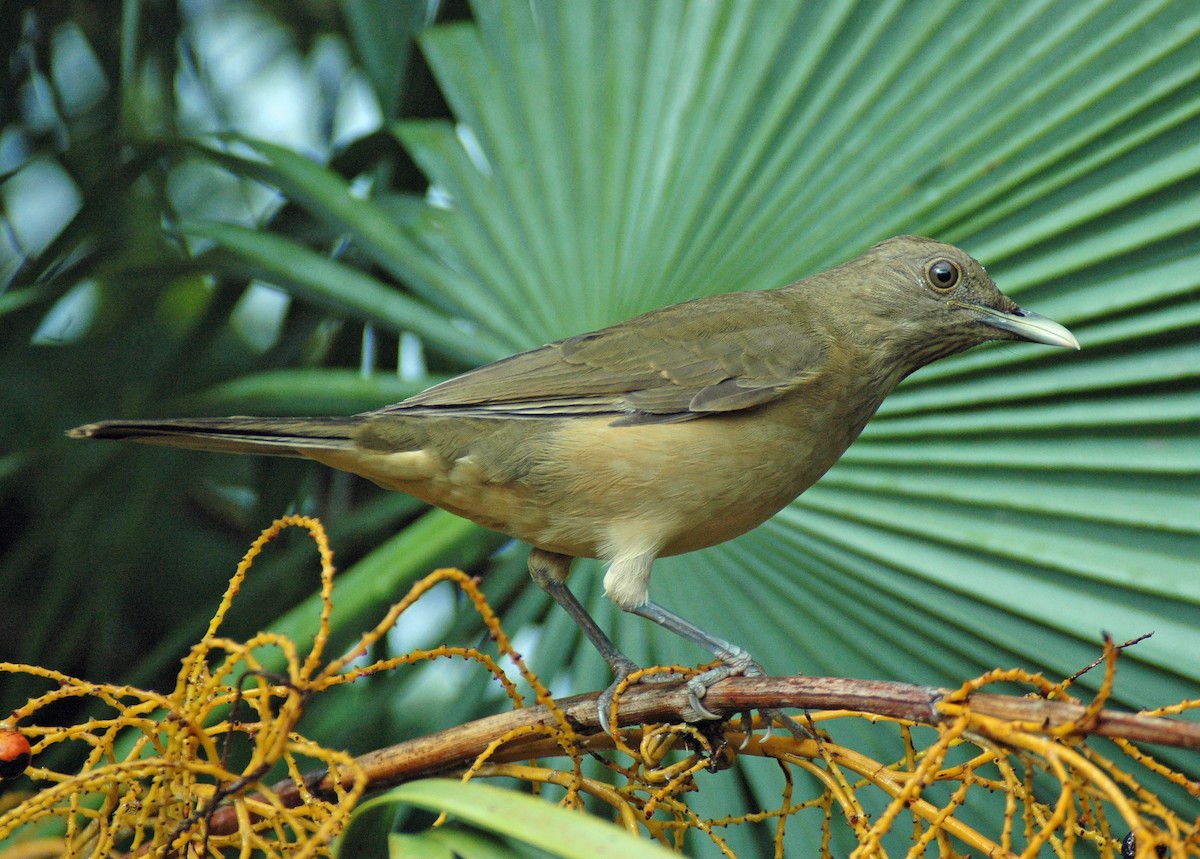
<box><xmin>1062</xmin><ymin>633</ymin><xmax>1154</xmax><ymax>686</ymax></box>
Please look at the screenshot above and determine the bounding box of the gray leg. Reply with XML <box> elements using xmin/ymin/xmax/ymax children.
<box><xmin>530</xmin><ymin>551</ymin><xmax>805</xmax><ymax>738</ymax></box>
<box><xmin>633</xmin><ymin>600</ymin><xmax>759</xmax><ymax>719</ymax></box>
<box><xmin>633</xmin><ymin>599</ymin><xmax>811</xmax><ymax>740</ymax></box>
<box><xmin>528</xmin><ymin>548</ymin><xmax>641</xmax><ymax>731</ymax></box>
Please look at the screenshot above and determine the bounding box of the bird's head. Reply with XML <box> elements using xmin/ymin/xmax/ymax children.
<box><xmin>853</xmin><ymin>235</ymin><xmax>1078</xmax><ymax>370</ymax></box>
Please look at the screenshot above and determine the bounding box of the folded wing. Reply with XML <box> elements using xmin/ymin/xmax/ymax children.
<box><xmin>383</xmin><ymin>290</ymin><xmax>828</xmax><ymax>424</ymax></box>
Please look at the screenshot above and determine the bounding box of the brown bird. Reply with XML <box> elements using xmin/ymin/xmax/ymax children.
<box><xmin>70</xmin><ymin>236</ymin><xmax>1078</xmax><ymax>730</ymax></box>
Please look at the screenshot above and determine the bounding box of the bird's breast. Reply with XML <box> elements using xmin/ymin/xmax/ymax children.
<box><xmin>521</xmin><ymin>388</ymin><xmax>882</xmax><ymax>559</ymax></box>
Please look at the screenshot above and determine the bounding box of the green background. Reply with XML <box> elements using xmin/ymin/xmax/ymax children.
<box><xmin>2</xmin><ymin>1</ymin><xmax>1197</xmax><ymax>855</ymax></box>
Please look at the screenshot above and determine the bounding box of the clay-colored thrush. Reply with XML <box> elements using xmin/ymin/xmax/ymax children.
<box><xmin>70</xmin><ymin>236</ymin><xmax>1078</xmax><ymax>728</ymax></box>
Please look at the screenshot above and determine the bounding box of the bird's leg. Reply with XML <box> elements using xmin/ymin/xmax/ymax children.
<box><xmin>631</xmin><ymin>600</ymin><xmax>757</xmax><ymax>720</ymax></box>
<box><xmin>528</xmin><ymin>548</ymin><xmax>641</xmax><ymax>732</ymax></box>
<box><xmin>632</xmin><ymin>599</ymin><xmax>810</xmax><ymax>739</ymax></box>
<box><xmin>529</xmin><ymin>550</ymin><xmax>795</xmax><ymax>736</ymax></box>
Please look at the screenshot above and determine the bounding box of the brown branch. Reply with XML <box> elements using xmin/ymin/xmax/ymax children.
<box><xmin>206</xmin><ymin>674</ymin><xmax>1200</xmax><ymax>835</ymax></box>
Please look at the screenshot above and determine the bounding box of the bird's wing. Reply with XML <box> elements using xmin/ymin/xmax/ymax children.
<box><xmin>379</xmin><ymin>290</ymin><xmax>828</xmax><ymax>424</ymax></box>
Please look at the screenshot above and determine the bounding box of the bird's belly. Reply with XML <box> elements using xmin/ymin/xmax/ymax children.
<box><xmin>522</xmin><ymin>406</ymin><xmax>861</xmax><ymax>560</ymax></box>
<box><xmin>304</xmin><ymin>399</ymin><xmax>871</xmax><ymax>562</ymax></box>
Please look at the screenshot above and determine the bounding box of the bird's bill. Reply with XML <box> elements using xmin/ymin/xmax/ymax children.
<box><xmin>965</xmin><ymin>304</ymin><xmax>1080</xmax><ymax>350</ymax></box>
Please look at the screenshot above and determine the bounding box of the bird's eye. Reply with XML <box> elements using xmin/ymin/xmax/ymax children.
<box><xmin>926</xmin><ymin>259</ymin><xmax>960</xmax><ymax>290</ymax></box>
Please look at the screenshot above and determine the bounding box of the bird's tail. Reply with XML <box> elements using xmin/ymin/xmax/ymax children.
<box><xmin>67</xmin><ymin>417</ymin><xmax>360</xmax><ymax>458</ymax></box>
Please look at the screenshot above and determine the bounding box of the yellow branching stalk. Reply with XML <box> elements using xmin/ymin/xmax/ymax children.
<box><xmin>1</xmin><ymin>517</ymin><xmax>1197</xmax><ymax>858</ymax></box>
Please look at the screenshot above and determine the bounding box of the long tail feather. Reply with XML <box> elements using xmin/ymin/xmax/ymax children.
<box><xmin>67</xmin><ymin>417</ymin><xmax>360</xmax><ymax>457</ymax></box>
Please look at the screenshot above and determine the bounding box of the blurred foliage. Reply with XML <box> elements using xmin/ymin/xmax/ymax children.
<box><xmin>2</xmin><ymin>1</ymin><xmax>1198</xmax><ymax>855</ymax></box>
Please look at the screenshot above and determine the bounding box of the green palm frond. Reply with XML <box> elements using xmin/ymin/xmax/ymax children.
<box><xmin>7</xmin><ymin>1</ymin><xmax>1198</xmax><ymax>852</ymax></box>
<box><xmin>334</xmin><ymin>0</ymin><xmax>1200</xmax><ymax>711</ymax></box>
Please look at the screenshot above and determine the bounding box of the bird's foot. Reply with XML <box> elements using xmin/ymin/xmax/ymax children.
<box><xmin>686</xmin><ymin>658</ymin><xmax>815</xmax><ymax>744</ymax></box>
<box><xmin>626</xmin><ymin>599</ymin><xmax>807</xmax><ymax>737</ymax></box>
<box><xmin>683</xmin><ymin>651</ymin><xmax>760</xmax><ymax>720</ymax></box>
<box><xmin>597</xmin><ymin>678</ymin><xmax>624</xmax><ymax>736</ymax></box>
<box><xmin>597</xmin><ymin>658</ymin><xmax>682</xmax><ymax>735</ymax></box>
<box><xmin>597</xmin><ymin>658</ymin><xmax>813</xmax><ymax>745</ymax></box>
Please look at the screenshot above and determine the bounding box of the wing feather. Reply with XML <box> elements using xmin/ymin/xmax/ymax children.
<box><xmin>377</xmin><ymin>289</ymin><xmax>828</xmax><ymax>422</ymax></box>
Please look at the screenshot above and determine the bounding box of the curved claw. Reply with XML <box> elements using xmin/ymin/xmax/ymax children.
<box><xmin>598</xmin><ymin>660</ymin><xmax>690</xmax><ymax>734</ymax></box>
<box><xmin>737</xmin><ymin>711</ymin><xmax>755</xmax><ymax>749</ymax></box>
<box><xmin>597</xmin><ymin>658</ymin><xmax>641</xmax><ymax>735</ymax></box>
<box><xmin>685</xmin><ymin>677</ymin><xmax>722</xmax><ymax>720</ymax></box>
<box><xmin>597</xmin><ymin>685</ymin><xmax>617</xmax><ymax>736</ymax></box>
<box><xmin>774</xmin><ymin>709</ymin><xmax>814</xmax><ymax>741</ymax></box>
<box><xmin>681</xmin><ymin>660</ymin><xmax>816</xmax><ymax>744</ymax></box>
<box><xmin>680</xmin><ymin>653</ymin><xmax>761</xmax><ymax>722</ymax></box>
